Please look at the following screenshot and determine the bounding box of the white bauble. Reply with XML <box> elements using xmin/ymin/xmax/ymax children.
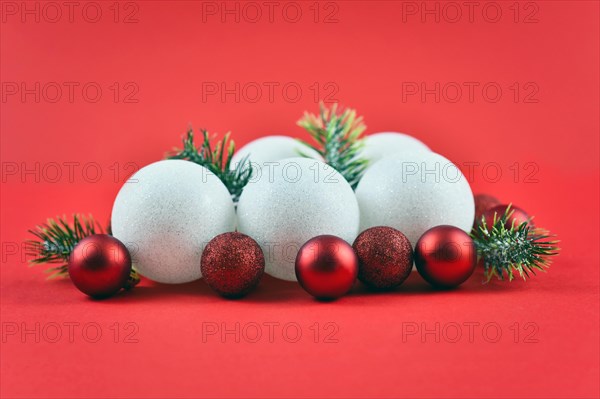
<box><xmin>230</xmin><ymin>136</ymin><xmax>321</xmax><ymax>176</ymax></box>
<box><xmin>111</xmin><ymin>160</ymin><xmax>235</xmax><ymax>284</ymax></box>
<box><xmin>356</xmin><ymin>152</ymin><xmax>474</xmax><ymax>246</ymax></box>
<box><xmin>237</xmin><ymin>157</ymin><xmax>359</xmax><ymax>281</ymax></box>
<box><xmin>361</xmin><ymin>132</ymin><xmax>430</xmax><ymax>164</ymax></box>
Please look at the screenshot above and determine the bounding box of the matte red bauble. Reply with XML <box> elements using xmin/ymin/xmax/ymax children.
<box><xmin>295</xmin><ymin>235</ymin><xmax>358</xmax><ymax>300</ymax></box>
<box><xmin>68</xmin><ymin>234</ymin><xmax>132</xmax><ymax>298</ymax></box>
<box><xmin>414</xmin><ymin>225</ymin><xmax>476</xmax><ymax>288</ymax></box>
<box><xmin>201</xmin><ymin>232</ymin><xmax>265</xmax><ymax>298</ymax></box>
<box><xmin>473</xmin><ymin>194</ymin><xmax>500</xmax><ymax>228</ymax></box>
<box><xmin>483</xmin><ymin>204</ymin><xmax>532</xmax><ymax>230</ymax></box>
<box><xmin>353</xmin><ymin>226</ymin><xmax>413</xmax><ymax>289</ymax></box>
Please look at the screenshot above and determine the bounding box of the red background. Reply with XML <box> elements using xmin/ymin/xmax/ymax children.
<box><xmin>1</xmin><ymin>1</ymin><xmax>599</xmax><ymax>398</ymax></box>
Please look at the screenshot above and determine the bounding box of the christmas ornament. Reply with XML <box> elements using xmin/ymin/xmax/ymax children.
<box><xmin>473</xmin><ymin>194</ymin><xmax>500</xmax><ymax>228</ymax></box>
<box><xmin>230</xmin><ymin>135</ymin><xmax>321</xmax><ymax>178</ymax></box>
<box><xmin>201</xmin><ymin>232</ymin><xmax>265</xmax><ymax>298</ymax></box>
<box><xmin>352</xmin><ymin>226</ymin><xmax>413</xmax><ymax>289</ymax></box>
<box><xmin>483</xmin><ymin>204</ymin><xmax>532</xmax><ymax>230</ymax></box>
<box><xmin>26</xmin><ymin>215</ymin><xmax>141</xmax><ymax>287</ymax></box>
<box><xmin>295</xmin><ymin>235</ymin><xmax>358</xmax><ymax>299</ymax></box>
<box><xmin>298</xmin><ymin>103</ymin><xmax>368</xmax><ymax>189</ymax></box>
<box><xmin>111</xmin><ymin>160</ymin><xmax>236</xmax><ymax>284</ymax></box>
<box><xmin>237</xmin><ymin>157</ymin><xmax>359</xmax><ymax>281</ymax></box>
<box><xmin>355</xmin><ymin>151</ymin><xmax>475</xmax><ymax>246</ymax></box>
<box><xmin>68</xmin><ymin>234</ymin><xmax>132</xmax><ymax>298</ymax></box>
<box><xmin>414</xmin><ymin>225</ymin><xmax>477</xmax><ymax>288</ymax></box>
<box><xmin>25</xmin><ymin>102</ymin><xmax>561</xmax><ymax>296</ymax></box>
<box><xmin>360</xmin><ymin>132</ymin><xmax>430</xmax><ymax>165</ymax></box>
<box><xmin>472</xmin><ymin>206</ymin><xmax>559</xmax><ymax>281</ymax></box>
<box><xmin>168</xmin><ymin>129</ymin><xmax>252</xmax><ymax>203</ymax></box>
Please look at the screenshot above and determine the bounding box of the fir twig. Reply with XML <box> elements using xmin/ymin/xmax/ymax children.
<box><xmin>297</xmin><ymin>102</ymin><xmax>368</xmax><ymax>189</ymax></box>
<box><xmin>26</xmin><ymin>215</ymin><xmax>140</xmax><ymax>288</ymax></box>
<box><xmin>167</xmin><ymin>129</ymin><xmax>252</xmax><ymax>203</ymax></box>
<box><xmin>25</xmin><ymin>215</ymin><xmax>103</xmax><ymax>279</ymax></box>
<box><xmin>471</xmin><ymin>205</ymin><xmax>560</xmax><ymax>282</ymax></box>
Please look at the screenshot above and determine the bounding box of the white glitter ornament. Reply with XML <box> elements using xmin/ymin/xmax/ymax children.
<box><xmin>111</xmin><ymin>160</ymin><xmax>235</xmax><ymax>284</ymax></box>
<box><xmin>230</xmin><ymin>136</ymin><xmax>321</xmax><ymax>177</ymax></box>
<box><xmin>237</xmin><ymin>157</ymin><xmax>359</xmax><ymax>281</ymax></box>
<box><xmin>361</xmin><ymin>132</ymin><xmax>430</xmax><ymax>164</ymax></box>
<box><xmin>355</xmin><ymin>152</ymin><xmax>474</xmax><ymax>246</ymax></box>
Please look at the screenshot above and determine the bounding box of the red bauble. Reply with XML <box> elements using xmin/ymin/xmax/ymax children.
<box><xmin>483</xmin><ymin>204</ymin><xmax>532</xmax><ymax>230</ymax></box>
<box><xmin>201</xmin><ymin>232</ymin><xmax>265</xmax><ymax>298</ymax></box>
<box><xmin>68</xmin><ymin>234</ymin><xmax>132</xmax><ymax>298</ymax></box>
<box><xmin>295</xmin><ymin>235</ymin><xmax>358</xmax><ymax>300</ymax></box>
<box><xmin>473</xmin><ymin>194</ymin><xmax>500</xmax><ymax>228</ymax></box>
<box><xmin>353</xmin><ymin>226</ymin><xmax>413</xmax><ymax>289</ymax></box>
<box><xmin>414</xmin><ymin>225</ymin><xmax>476</xmax><ymax>288</ymax></box>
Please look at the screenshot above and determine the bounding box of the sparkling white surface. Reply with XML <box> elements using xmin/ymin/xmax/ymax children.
<box><xmin>361</xmin><ymin>132</ymin><xmax>431</xmax><ymax>165</ymax></box>
<box><xmin>355</xmin><ymin>152</ymin><xmax>474</xmax><ymax>247</ymax></box>
<box><xmin>237</xmin><ymin>157</ymin><xmax>360</xmax><ymax>281</ymax></box>
<box><xmin>230</xmin><ymin>135</ymin><xmax>321</xmax><ymax>177</ymax></box>
<box><xmin>111</xmin><ymin>160</ymin><xmax>236</xmax><ymax>283</ymax></box>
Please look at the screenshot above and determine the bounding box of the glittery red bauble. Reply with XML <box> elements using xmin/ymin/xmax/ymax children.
<box><xmin>295</xmin><ymin>235</ymin><xmax>358</xmax><ymax>300</ymax></box>
<box><xmin>483</xmin><ymin>204</ymin><xmax>532</xmax><ymax>230</ymax></box>
<box><xmin>473</xmin><ymin>194</ymin><xmax>500</xmax><ymax>228</ymax></box>
<box><xmin>414</xmin><ymin>225</ymin><xmax>476</xmax><ymax>288</ymax></box>
<box><xmin>201</xmin><ymin>232</ymin><xmax>265</xmax><ymax>298</ymax></box>
<box><xmin>68</xmin><ymin>234</ymin><xmax>132</xmax><ymax>298</ymax></box>
<box><xmin>352</xmin><ymin>226</ymin><xmax>413</xmax><ymax>289</ymax></box>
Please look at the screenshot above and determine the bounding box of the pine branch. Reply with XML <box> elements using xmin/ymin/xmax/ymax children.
<box><xmin>297</xmin><ymin>102</ymin><xmax>368</xmax><ymax>189</ymax></box>
<box><xmin>167</xmin><ymin>129</ymin><xmax>252</xmax><ymax>203</ymax></box>
<box><xmin>471</xmin><ymin>205</ymin><xmax>560</xmax><ymax>282</ymax></box>
<box><xmin>26</xmin><ymin>215</ymin><xmax>140</xmax><ymax>288</ymax></box>
<box><xmin>26</xmin><ymin>215</ymin><xmax>103</xmax><ymax>279</ymax></box>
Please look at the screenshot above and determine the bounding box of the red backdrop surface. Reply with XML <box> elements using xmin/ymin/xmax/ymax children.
<box><xmin>1</xmin><ymin>1</ymin><xmax>599</xmax><ymax>398</ymax></box>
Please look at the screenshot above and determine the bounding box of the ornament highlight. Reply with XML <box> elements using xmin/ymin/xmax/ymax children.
<box><xmin>353</xmin><ymin>226</ymin><xmax>413</xmax><ymax>289</ymax></box>
<box><xmin>355</xmin><ymin>151</ymin><xmax>475</xmax><ymax>246</ymax></box>
<box><xmin>111</xmin><ymin>160</ymin><xmax>236</xmax><ymax>284</ymax></box>
<box><xmin>295</xmin><ymin>235</ymin><xmax>358</xmax><ymax>300</ymax></box>
<box><xmin>361</xmin><ymin>132</ymin><xmax>430</xmax><ymax>165</ymax></box>
<box><xmin>201</xmin><ymin>232</ymin><xmax>265</xmax><ymax>298</ymax></box>
<box><xmin>68</xmin><ymin>234</ymin><xmax>132</xmax><ymax>298</ymax></box>
<box><xmin>414</xmin><ymin>225</ymin><xmax>476</xmax><ymax>288</ymax></box>
<box><xmin>237</xmin><ymin>157</ymin><xmax>360</xmax><ymax>281</ymax></box>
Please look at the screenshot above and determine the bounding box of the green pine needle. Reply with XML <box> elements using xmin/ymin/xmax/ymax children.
<box><xmin>26</xmin><ymin>215</ymin><xmax>104</xmax><ymax>279</ymax></box>
<box><xmin>26</xmin><ymin>214</ymin><xmax>140</xmax><ymax>288</ymax></box>
<box><xmin>297</xmin><ymin>102</ymin><xmax>368</xmax><ymax>189</ymax></box>
<box><xmin>167</xmin><ymin>129</ymin><xmax>252</xmax><ymax>203</ymax></box>
<box><xmin>471</xmin><ymin>205</ymin><xmax>560</xmax><ymax>282</ymax></box>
